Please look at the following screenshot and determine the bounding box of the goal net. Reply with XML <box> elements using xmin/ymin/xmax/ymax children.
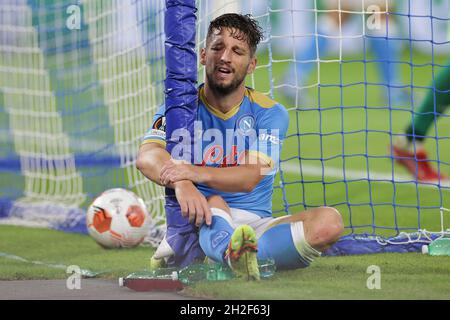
<box><xmin>1</xmin><ymin>0</ymin><xmax>449</xmax><ymax>252</ymax></box>
<box><xmin>0</xmin><ymin>0</ymin><xmax>166</xmax><ymax>243</ymax></box>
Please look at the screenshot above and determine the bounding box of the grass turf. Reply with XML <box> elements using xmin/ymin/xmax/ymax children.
<box><xmin>0</xmin><ymin>225</ymin><xmax>154</xmax><ymax>281</ymax></box>
<box><xmin>1</xmin><ymin>225</ymin><xmax>449</xmax><ymax>300</ymax></box>
<box><xmin>185</xmin><ymin>252</ymin><xmax>450</xmax><ymax>300</ymax></box>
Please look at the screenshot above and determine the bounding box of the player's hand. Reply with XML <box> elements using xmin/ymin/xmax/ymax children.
<box><xmin>173</xmin><ymin>180</ymin><xmax>212</xmax><ymax>226</ymax></box>
<box><xmin>160</xmin><ymin>160</ymin><xmax>201</xmax><ymax>185</ymax></box>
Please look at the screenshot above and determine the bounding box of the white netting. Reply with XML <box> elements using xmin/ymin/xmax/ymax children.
<box><xmin>0</xmin><ymin>1</ymin><xmax>85</xmax><ymax>227</ymax></box>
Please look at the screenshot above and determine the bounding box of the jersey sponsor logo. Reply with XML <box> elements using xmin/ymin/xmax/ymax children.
<box><xmin>162</xmin><ymin>121</ymin><xmax>281</xmax><ymax>172</ymax></box>
<box><xmin>259</xmin><ymin>132</ymin><xmax>280</xmax><ymax>145</ymax></box>
<box><xmin>201</xmin><ymin>144</ymin><xmax>244</xmax><ymax>167</ymax></box>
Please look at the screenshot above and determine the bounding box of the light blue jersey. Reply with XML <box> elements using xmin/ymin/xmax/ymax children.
<box><xmin>142</xmin><ymin>85</ymin><xmax>289</xmax><ymax>218</ymax></box>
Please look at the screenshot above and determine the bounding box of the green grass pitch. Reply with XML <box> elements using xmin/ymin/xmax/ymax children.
<box><xmin>1</xmin><ymin>225</ymin><xmax>449</xmax><ymax>299</ymax></box>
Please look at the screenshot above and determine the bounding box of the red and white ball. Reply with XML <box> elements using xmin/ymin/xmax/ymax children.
<box><xmin>86</xmin><ymin>188</ymin><xmax>151</xmax><ymax>248</ymax></box>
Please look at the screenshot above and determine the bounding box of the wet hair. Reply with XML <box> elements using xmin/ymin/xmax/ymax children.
<box><xmin>206</xmin><ymin>13</ymin><xmax>263</xmax><ymax>56</ymax></box>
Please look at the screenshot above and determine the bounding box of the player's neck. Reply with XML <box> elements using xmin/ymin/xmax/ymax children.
<box><xmin>203</xmin><ymin>83</ymin><xmax>246</xmax><ymax>114</ymax></box>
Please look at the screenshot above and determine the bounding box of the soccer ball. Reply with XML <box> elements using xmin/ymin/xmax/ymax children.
<box><xmin>86</xmin><ymin>188</ymin><xmax>151</xmax><ymax>248</ymax></box>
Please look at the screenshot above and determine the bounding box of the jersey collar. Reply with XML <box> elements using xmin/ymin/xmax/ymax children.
<box><xmin>199</xmin><ymin>86</ymin><xmax>246</xmax><ymax>121</ymax></box>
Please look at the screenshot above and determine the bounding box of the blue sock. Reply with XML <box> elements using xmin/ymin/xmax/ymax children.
<box><xmin>199</xmin><ymin>209</ymin><xmax>234</xmax><ymax>264</ymax></box>
<box><xmin>368</xmin><ymin>36</ymin><xmax>403</xmax><ymax>88</ymax></box>
<box><xmin>257</xmin><ymin>221</ymin><xmax>321</xmax><ymax>270</ymax></box>
<box><xmin>369</xmin><ymin>35</ymin><xmax>406</xmax><ymax>104</ymax></box>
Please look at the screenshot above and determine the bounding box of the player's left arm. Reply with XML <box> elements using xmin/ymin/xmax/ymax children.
<box><xmin>160</xmin><ymin>104</ymin><xmax>289</xmax><ymax>193</ymax></box>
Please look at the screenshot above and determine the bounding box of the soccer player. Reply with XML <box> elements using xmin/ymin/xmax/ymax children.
<box><xmin>392</xmin><ymin>61</ymin><xmax>450</xmax><ymax>182</ymax></box>
<box><xmin>137</xmin><ymin>13</ymin><xmax>344</xmax><ymax>280</ymax></box>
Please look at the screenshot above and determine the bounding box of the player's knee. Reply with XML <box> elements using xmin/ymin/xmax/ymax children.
<box><xmin>207</xmin><ymin>195</ymin><xmax>230</xmax><ymax>214</ymax></box>
<box><xmin>320</xmin><ymin>207</ymin><xmax>344</xmax><ymax>243</ymax></box>
<box><xmin>311</xmin><ymin>207</ymin><xmax>344</xmax><ymax>247</ymax></box>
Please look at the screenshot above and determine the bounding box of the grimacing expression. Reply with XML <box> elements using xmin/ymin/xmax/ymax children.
<box><xmin>201</xmin><ymin>28</ymin><xmax>257</xmax><ymax>96</ymax></box>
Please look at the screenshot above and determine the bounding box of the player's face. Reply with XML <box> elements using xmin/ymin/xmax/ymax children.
<box><xmin>201</xmin><ymin>28</ymin><xmax>257</xmax><ymax>95</ymax></box>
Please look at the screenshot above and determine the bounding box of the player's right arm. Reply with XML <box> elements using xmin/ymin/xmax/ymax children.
<box><xmin>135</xmin><ymin>110</ymin><xmax>211</xmax><ymax>226</ymax></box>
